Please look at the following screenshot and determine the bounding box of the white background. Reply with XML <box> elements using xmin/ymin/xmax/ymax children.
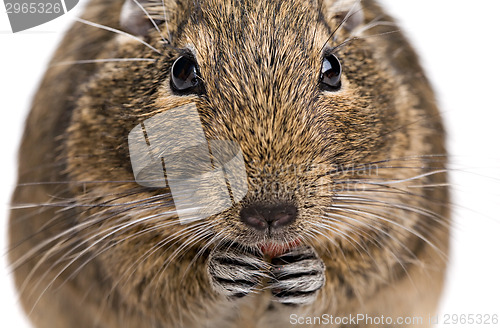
<box><xmin>1</xmin><ymin>0</ymin><xmax>499</xmax><ymax>327</ymax></box>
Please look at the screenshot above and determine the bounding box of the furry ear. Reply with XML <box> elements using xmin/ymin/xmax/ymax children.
<box><xmin>328</xmin><ymin>0</ymin><xmax>365</xmax><ymax>32</ymax></box>
<box><xmin>120</xmin><ymin>0</ymin><xmax>166</xmax><ymax>36</ymax></box>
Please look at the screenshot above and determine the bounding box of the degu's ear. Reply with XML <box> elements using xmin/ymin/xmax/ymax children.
<box><xmin>120</xmin><ymin>0</ymin><xmax>167</xmax><ymax>36</ymax></box>
<box><xmin>327</xmin><ymin>0</ymin><xmax>365</xmax><ymax>32</ymax></box>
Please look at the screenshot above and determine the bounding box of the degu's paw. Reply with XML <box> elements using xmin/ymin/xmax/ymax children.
<box><xmin>268</xmin><ymin>246</ymin><xmax>325</xmax><ymax>305</ymax></box>
<box><xmin>207</xmin><ymin>247</ymin><xmax>269</xmax><ymax>299</ymax></box>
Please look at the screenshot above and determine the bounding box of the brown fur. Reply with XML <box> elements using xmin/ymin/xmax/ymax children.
<box><xmin>9</xmin><ymin>0</ymin><xmax>450</xmax><ymax>327</ymax></box>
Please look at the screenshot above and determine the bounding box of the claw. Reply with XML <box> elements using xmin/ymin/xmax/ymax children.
<box><xmin>207</xmin><ymin>247</ymin><xmax>268</xmax><ymax>299</ymax></box>
<box><xmin>268</xmin><ymin>246</ymin><xmax>325</xmax><ymax>305</ymax></box>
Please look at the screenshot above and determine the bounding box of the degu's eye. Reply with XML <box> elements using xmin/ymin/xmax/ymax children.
<box><xmin>170</xmin><ymin>55</ymin><xmax>203</xmax><ymax>94</ymax></box>
<box><xmin>319</xmin><ymin>54</ymin><xmax>342</xmax><ymax>92</ymax></box>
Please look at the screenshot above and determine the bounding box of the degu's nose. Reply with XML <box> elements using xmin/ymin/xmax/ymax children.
<box><xmin>240</xmin><ymin>203</ymin><xmax>297</xmax><ymax>231</ymax></box>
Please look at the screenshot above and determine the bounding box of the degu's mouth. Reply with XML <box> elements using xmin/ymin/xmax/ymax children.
<box><xmin>258</xmin><ymin>239</ymin><xmax>302</xmax><ymax>258</ymax></box>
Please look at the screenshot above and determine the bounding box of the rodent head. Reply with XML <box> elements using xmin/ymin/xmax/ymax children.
<box><xmin>67</xmin><ymin>0</ymin><xmax>442</xmax><ymax>266</ymax></box>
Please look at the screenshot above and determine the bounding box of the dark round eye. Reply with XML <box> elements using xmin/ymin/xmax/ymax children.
<box><xmin>319</xmin><ymin>54</ymin><xmax>342</xmax><ymax>91</ymax></box>
<box><xmin>171</xmin><ymin>55</ymin><xmax>202</xmax><ymax>94</ymax></box>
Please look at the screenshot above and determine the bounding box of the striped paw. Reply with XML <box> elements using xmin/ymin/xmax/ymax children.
<box><xmin>207</xmin><ymin>247</ymin><xmax>269</xmax><ymax>299</ymax></box>
<box><xmin>269</xmin><ymin>246</ymin><xmax>325</xmax><ymax>305</ymax></box>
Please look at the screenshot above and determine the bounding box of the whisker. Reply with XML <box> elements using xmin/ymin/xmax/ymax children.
<box><xmin>131</xmin><ymin>0</ymin><xmax>169</xmax><ymax>44</ymax></box>
<box><xmin>9</xmin><ymin>192</ymin><xmax>172</xmax><ymax>267</ymax></box>
<box><xmin>149</xmin><ymin>225</ymin><xmax>216</xmax><ymax>293</ymax></box>
<box><xmin>321</xmin><ymin>213</ymin><xmax>418</xmax><ymax>288</ymax></box>
<box><xmin>354</xmin><ymin>15</ymin><xmax>397</xmax><ymax>36</ymax></box>
<box><xmin>306</xmin><ymin>226</ymin><xmax>366</xmax><ymax>304</ymax></box>
<box><xmin>330</xmin><ymin>202</ymin><xmax>448</xmax><ymax>261</ymax></box>
<box><xmin>160</xmin><ymin>0</ymin><xmax>170</xmax><ymax>40</ymax></box>
<box><xmin>180</xmin><ymin>219</ymin><xmax>228</xmax><ymax>282</ymax></box>
<box><xmin>334</xmin><ymin>194</ymin><xmax>450</xmax><ymax>228</ymax></box>
<box><xmin>50</xmin><ymin>58</ymin><xmax>157</xmax><ymax>67</ymax></box>
<box><xmin>65</xmin><ymin>219</ymin><xmax>210</xmax><ymax>296</ymax></box>
<box><xmin>23</xmin><ymin>207</ymin><xmax>180</xmax><ymax>313</ymax></box>
<box><xmin>370</xmin><ymin>170</ymin><xmax>448</xmax><ymax>185</ymax></box>
<box><xmin>320</xmin><ymin>0</ymin><xmax>363</xmax><ymax>53</ymax></box>
<box><xmin>331</xmin><ymin>29</ymin><xmax>400</xmax><ymax>53</ymax></box>
<box><xmin>74</xmin><ymin>18</ymin><xmax>161</xmax><ymax>54</ymax></box>
<box><xmin>314</xmin><ymin>220</ymin><xmax>372</xmax><ymax>262</ymax></box>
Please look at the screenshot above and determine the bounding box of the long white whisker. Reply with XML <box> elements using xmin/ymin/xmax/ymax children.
<box><xmin>332</xmin><ymin>204</ymin><xmax>448</xmax><ymax>261</ymax></box>
<box><xmin>160</xmin><ymin>0</ymin><xmax>170</xmax><ymax>40</ymax></box>
<box><xmin>25</xmin><ymin>208</ymin><xmax>180</xmax><ymax>314</ymax></box>
<box><xmin>50</xmin><ymin>58</ymin><xmax>157</xmax><ymax>67</ymax></box>
<box><xmin>74</xmin><ymin>18</ymin><xmax>161</xmax><ymax>54</ymax></box>
<box><xmin>131</xmin><ymin>0</ymin><xmax>169</xmax><ymax>43</ymax></box>
<box><xmin>322</xmin><ymin>211</ymin><xmax>422</xmax><ymax>263</ymax></box>
<box><xmin>334</xmin><ymin>194</ymin><xmax>450</xmax><ymax>227</ymax></box>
